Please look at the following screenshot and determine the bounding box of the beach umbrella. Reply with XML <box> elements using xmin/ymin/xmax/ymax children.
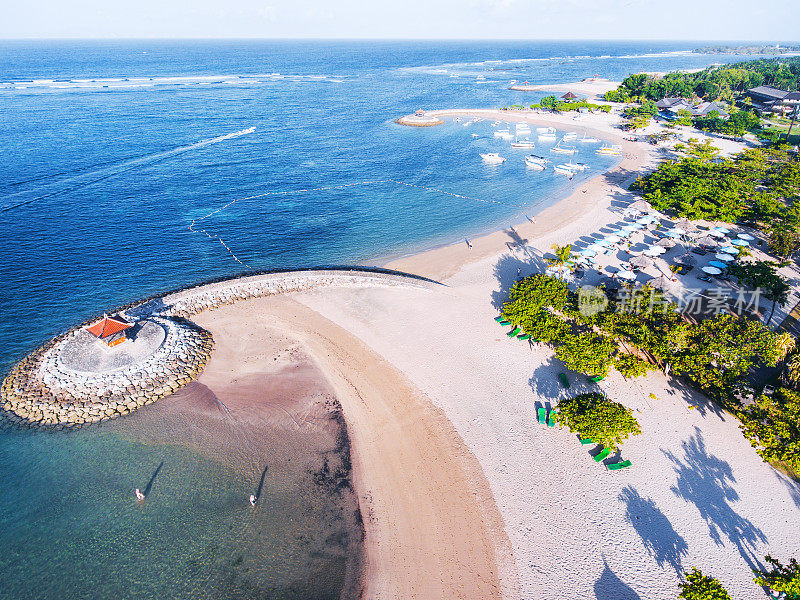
<box><xmin>720</xmin><ymin>245</ymin><xmax>737</xmax><ymax>254</ymax></box>
<box><xmin>612</xmin><ymin>229</ymin><xmax>632</xmax><ymax>238</ymax></box>
<box><xmin>675</xmin><ymin>253</ymin><xmax>696</xmax><ymax>266</ymax></box>
<box><xmin>636</xmin><ymin>216</ymin><xmax>654</xmax><ymax>224</ymax></box>
<box><xmin>737</xmin><ymin>233</ymin><xmax>755</xmax><ymax>241</ymax></box>
<box><xmin>655</xmin><ymin>237</ymin><xmax>676</xmax><ymax>249</ymax></box>
<box><xmin>604</xmin><ymin>234</ymin><xmax>622</xmax><ymax>243</ymax></box>
<box><xmin>649</xmin><ymin>276</ymin><xmax>673</xmax><ymax>291</ymax></box>
<box><xmin>715</xmin><ymin>252</ymin><xmax>736</xmax><ymax>262</ymax></box>
<box><xmin>712</xmin><ymin>226</ymin><xmax>730</xmax><ymax>234</ymax></box>
<box><xmin>617</xmin><ymin>270</ymin><xmax>636</xmax><ymax>280</ymax></box>
<box><xmin>696</xmin><ymin>235</ymin><xmax>718</xmax><ymax>247</ymax></box>
<box><xmin>732</xmin><ymin>239</ymin><xmax>750</xmax><ymax>246</ymax></box>
<box><xmin>628</xmin><ymin>200</ymin><xmax>651</xmax><ymax>213</ymax></box>
<box><xmin>580</xmin><ymin>248</ymin><xmax>597</xmax><ymax>257</ymax></box>
<box><xmin>708</xmin><ymin>260</ymin><xmax>728</xmax><ymax>269</ymax></box>
<box><xmin>707</xmin><ymin>229</ymin><xmax>725</xmax><ymax>238</ymax></box>
<box><xmin>644</xmin><ymin>247</ymin><xmax>666</xmax><ymax>257</ymax></box>
<box><xmin>594</xmin><ymin>239</ymin><xmax>613</xmax><ymax>248</ymax></box>
<box><xmin>702</xmin><ymin>266</ymin><xmax>722</xmax><ymax>275</ymax></box>
<box><xmin>665</xmin><ymin>231</ymin><xmax>683</xmax><ymax>239</ymax></box>
<box><xmin>629</xmin><ymin>255</ymin><xmax>653</xmax><ymax>269</ymax></box>
<box><xmin>668</xmin><ymin>227</ymin><xmax>685</xmax><ymax>235</ymax></box>
<box><xmin>675</xmin><ymin>218</ymin><xmax>697</xmax><ymax>232</ymax></box>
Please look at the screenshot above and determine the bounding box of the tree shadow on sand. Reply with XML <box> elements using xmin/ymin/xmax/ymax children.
<box><xmin>618</xmin><ymin>485</ymin><xmax>688</xmax><ymax>574</ymax></box>
<box><xmin>663</xmin><ymin>427</ymin><xmax>767</xmax><ymax>571</ymax></box>
<box><xmin>528</xmin><ymin>353</ymin><xmax>599</xmax><ymax>400</ymax></box>
<box><xmin>490</xmin><ymin>249</ymin><xmax>548</xmax><ymax>310</ymax></box>
<box><xmin>594</xmin><ymin>557</ymin><xmax>642</xmax><ymax>600</ymax></box>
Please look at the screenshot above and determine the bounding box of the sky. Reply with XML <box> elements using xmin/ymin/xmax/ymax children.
<box><xmin>2</xmin><ymin>0</ymin><xmax>799</xmax><ymax>40</ymax></box>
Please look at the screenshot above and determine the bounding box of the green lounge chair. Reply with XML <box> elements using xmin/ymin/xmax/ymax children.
<box><xmin>537</xmin><ymin>407</ymin><xmax>547</xmax><ymax>425</ymax></box>
<box><xmin>580</xmin><ymin>438</ymin><xmax>594</xmax><ymax>445</ymax></box>
<box><xmin>558</xmin><ymin>373</ymin><xmax>570</xmax><ymax>388</ymax></box>
<box><xmin>499</xmin><ymin>320</ymin><xmax>511</xmax><ymax>326</ymax></box>
<box><xmin>593</xmin><ymin>448</ymin><xmax>611</xmax><ymax>462</ymax></box>
<box><xmin>547</xmin><ymin>410</ymin><xmax>556</xmax><ymax>427</ymax></box>
<box><xmin>589</xmin><ymin>375</ymin><xmax>604</xmax><ymax>382</ymax></box>
<box><xmin>507</xmin><ymin>326</ymin><xmax>520</xmax><ymax>337</ymax></box>
<box><xmin>517</xmin><ymin>333</ymin><xmax>531</xmax><ymax>340</ymax></box>
<box><xmin>494</xmin><ymin>315</ymin><xmax>505</xmax><ymax>322</ymax></box>
<box><xmin>608</xmin><ymin>460</ymin><xmax>632</xmax><ymax>471</ymax></box>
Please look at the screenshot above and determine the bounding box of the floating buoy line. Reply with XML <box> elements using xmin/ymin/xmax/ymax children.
<box><xmin>188</xmin><ymin>179</ymin><xmax>521</xmax><ymax>269</ymax></box>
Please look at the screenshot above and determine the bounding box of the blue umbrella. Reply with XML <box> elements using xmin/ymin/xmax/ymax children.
<box><xmin>594</xmin><ymin>239</ymin><xmax>612</xmax><ymax>247</ymax></box>
<box><xmin>720</xmin><ymin>246</ymin><xmax>737</xmax><ymax>254</ymax></box>
<box><xmin>732</xmin><ymin>239</ymin><xmax>750</xmax><ymax>246</ymax></box>
<box><xmin>708</xmin><ymin>260</ymin><xmax>727</xmax><ymax>269</ymax></box>
<box><xmin>712</xmin><ymin>226</ymin><xmax>730</xmax><ymax>233</ymax></box>
<box><xmin>580</xmin><ymin>248</ymin><xmax>597</xmax><ymax>257</ymax></box>
<box><xmin>666</xmin><ymin>231</ymin><xmax>683</xmax><ymax>239</ymax></box>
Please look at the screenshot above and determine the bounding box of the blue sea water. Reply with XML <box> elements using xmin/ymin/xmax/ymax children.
<box><xmin>0</xmin><ymin>40</ymin><xmax>761</xmax><ymax>599</ymax></box>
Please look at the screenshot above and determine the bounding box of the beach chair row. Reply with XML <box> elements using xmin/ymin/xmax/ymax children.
<box><xmin>494</xmin><ymin>316</ymin><xmax>537</xmax><ymax>342</ymax></box>
<box><xmin>579</xmin><ymin>437</ymin><xmax>631</xmax><ymax>470</ymax></box>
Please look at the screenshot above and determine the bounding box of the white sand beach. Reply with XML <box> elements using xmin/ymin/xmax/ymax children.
<box><xmin>186</xmin><ymin>108</ymin><xmax>800</xmax><ymax>599</ymax></box>
<box><xmin>509</xmin><ymin>78</ymin><xmax>621</xmax><ymax>101</ymax></box>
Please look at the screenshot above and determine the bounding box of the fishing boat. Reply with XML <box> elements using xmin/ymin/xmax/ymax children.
<box><xmin>554</xmin><ymin>163</ymin><xmax>578</xmax><ymax>176</ymax></box>
<box><xmin>525</xmin><ymin>155</ymin><xmax>549</xmax><ymax>170</ymax></box>
<box><xmin>550</xmin><ymin>143</ymin><xmax>578</xmax><ymax>155</ymax></box>
<box><xmin>536</xmin><ymin>126</ymin><xmax>555</xmax><ymax>134</ymax></box>
<box><xmin>579</xmin><ymin>133</ymin><xmax>600</xmax><ymax>143</ymax></box>
<box><xmin>493</xmin><ymin>129</ymin><xmax>513</xmax><ymax>140</ymax></box>
<box><xmin>511</xmin><ymin>138</ymin><xmax>536</xmax><ymax>148</ymax></box>
<box><xmin>480</xmin><ymin>152</ymin><xmax>506</xmax><ymax>164</ymax></box>
<box><xmin>538</xmin><ymin>132</ymin><xmax>557</xmax><ymax>142</ymax></box>
<box><xmin>562</xmin><ymin>161</ymin><xmax>589</xmax><ymax>171</ymax></box>
<box><xmin>596</xmin><ymin>144</ymin><xmax>623</xmax><ymax>156</ymax></box>
<box><xmin>562</xmin><ymin>131</ymin><xmax>578</xmax><ymax>141</ymax></box>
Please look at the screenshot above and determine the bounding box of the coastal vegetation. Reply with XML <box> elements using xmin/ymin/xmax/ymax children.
<box><xmin>678</xmin><ymin>568</ymin><xmax>731</xmax><ymax>600</ymax></box>
<box><xmin>527</xmin><ymin>95</ymin><xmax>611</xmax><ymax>113</ymax></box>
<box><xmin>604</xmin><ymin>57</ymin><xmax>800</xmax><ymax>104</ymax></box>
<box><xmin>753</xmin><ymin>555</ymin><xmax>800</xmax><ymax>598</ymax></box>
<box><xmin>694</xmin><ymin>45</ymin><xmax>800</xmax><ymax>55</ymax></box>
<box><xmin>630</xmin><ymin>141</ymin><xmax>800</xmax><ymax>257</ymax></box>
<box><xmin>553</xmin><ymin>392</ymin><xmax>641</xmax><ymax>451</ymax></box>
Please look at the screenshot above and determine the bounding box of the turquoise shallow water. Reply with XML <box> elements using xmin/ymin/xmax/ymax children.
<box><xmin>0</xmin><ymin>40</ymin><xmax>760</xmax><ymax>598</ymax></box>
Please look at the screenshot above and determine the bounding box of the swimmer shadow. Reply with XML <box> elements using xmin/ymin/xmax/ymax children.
<box><xmin>254</xmin><ymin>464</ymin><xmax>268</xmax><ymax>500</ymax></box>
<box><xmin>143</xmin><ymin>461</ymin><xmax>164</xmax><ymax>497</ymax></box>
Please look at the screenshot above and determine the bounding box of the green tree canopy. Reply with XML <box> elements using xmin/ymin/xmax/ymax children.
<box><xmin>753</xmin><ymin>555</ymin><xmax>800</xmax><ymax>598</ymax></box>
<box><xmin>727</xmin><ymin>260</ymin><xmax>791</xmax><ymax>323</ymax></box>
<box><xmin>555</xmin><ymin>331</ymin><xmax>617</xmax><ymax>378</ymax></box>
<box><xmin>740</xmin><ymin>388</ymin><xmax>800</xmax><ymax>470</ymax></box>
<box><xmin>678</xmin><ymin>568</ymin><xmax>732</xmax><ymax>600</ymax></box>
<box><xmin>554</xmin><ymin>392</ymin><xmax>641</xmax><ymax>450</ymax></box>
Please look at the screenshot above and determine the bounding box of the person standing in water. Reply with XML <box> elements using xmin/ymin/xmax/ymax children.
<box><xmin>249</xmin><ymin>494</ymin><xmax>257</xmax><ymax>507</ymax></box>
<box><xmin>135</xmin><ymin>489</ymin><xmax>145</xmax><ymax>502</ymax></box>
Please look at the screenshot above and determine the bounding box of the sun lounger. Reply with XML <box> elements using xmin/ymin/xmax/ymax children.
<box><xmin>608</xmin><ymin>459</ymin><xmax>632</xmax><ymax>471</ymax></box>
<box><xmin>517</xmin><ymin>333</ymin><xmax>531</xmax><ymax>340</ymax></box>
<box><xmin>589</xmin><ymin>375</ymin><xmax>604</xmax><ymax>382</ymax></box>
<box><xmin>558</xmin><ymin>373</ymin><xmax>570</xmax><ymax>388</ymax></box>
<box><xmin>494</xmin><ymin>316</ymin><xmax>505</xmax><ymax>322</ymax></box>
<box><xmin>508</xmin><ymin>326</ymin><xmax>520</xmax><ymax>337</ymax></box>
<box><xmin>593</xmin><ymin>448</ymin><xmax>611</xmax><ymax>462</ymax></box>
<box><xmin>547</xmin><ymin>410</ymin><xmax>556</xmax><ymax>427</ymax></box>
<box><xmin>538</xmin><ymin>407</ymin><xmax>547</xmax><ymax>425</ymax></box>
<box><xmin>580</xmin><ymin>438</ymin><xmax>594</xmax><ymax>445</ymax></box>
<box><xmin>498</xmin><ymin>319</ymin><xmax>511</xmax><ymax>325</ymax></box>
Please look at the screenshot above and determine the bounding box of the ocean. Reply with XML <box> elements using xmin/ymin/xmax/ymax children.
<box><xmin>0</xmin><ymin>40</ymin><xmax>758</xmax><ymax>599</ymax></box>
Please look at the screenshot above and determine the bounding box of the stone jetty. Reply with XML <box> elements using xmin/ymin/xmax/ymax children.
<box><xmin>1</xmin><ymin>269</ymin><xmax>437</xmax><ymax>429</ymax></box>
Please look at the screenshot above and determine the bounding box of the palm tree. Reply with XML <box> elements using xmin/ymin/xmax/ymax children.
<box><xmin>548</xmin><ymin>244</ymin><xmax>573</xmax><ymax>278</ymax></box>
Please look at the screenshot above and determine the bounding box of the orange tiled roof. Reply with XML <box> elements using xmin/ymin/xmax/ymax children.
<box><xmin>86</xmin><ymin>315</ymin><xmax>132</xmax><ymax>339</ymax></box>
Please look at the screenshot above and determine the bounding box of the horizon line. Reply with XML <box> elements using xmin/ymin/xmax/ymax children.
<box><xmin>1</xmin><ymin>37</ymin><xmax>799</xmax><ymax>43</ymax></box>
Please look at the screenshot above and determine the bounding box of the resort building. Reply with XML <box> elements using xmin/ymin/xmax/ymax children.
<box><xmin>85</xmin><ymin>314</ymin><xmax>133</xmax><ymax>348</ymax></box>
<box><xmin>746</xmin><ymin>85</ymin><xmax>800</xmax><ymax>114</ymax></box>
<box><xmin>656</xmin><ymin>97</ymin><xmax>729</xmax><ymax>120</ymax></box>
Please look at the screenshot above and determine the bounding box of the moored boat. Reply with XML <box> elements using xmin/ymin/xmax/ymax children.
<box><xmin>480</xmin><ymin>152</ymin><xmax>506</xmax><ymax>164</ymax></box>
<box><xmin>525</xmin><ymin>155</ymin><xmax>549</xmax><ymax>170</ymax></box>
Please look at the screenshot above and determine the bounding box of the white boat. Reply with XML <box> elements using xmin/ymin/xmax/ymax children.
<box><xmin>525</xmin><ymin>155</ymin><xmax>549</xmax><ymax>170</ymax></box>
<box><xmin>515</xmin><ymin>122</ymin><xmax>531</xmax><ymax>131</ymax></box>
<box><xmin>471</xmin><ymin>133</ymin><xmax>479</xmax><ymax>138</ymax></box>
<box><xmin>562</xmin><ymin>132</ymin><xmax>578</xmax><ymax>141</ymax></box>
<box><xmin>480</xmin><ymin>152</ymin><xmax>506</xmax><ymax>164</ymax></box>
<box><xmin>554</xmin><ymin>164</ymin><xmax>577</xmax><ymax>176</ymax></box>
<box><xmin>462</xmin><ymin>120</ymin><xmax>472</xmax><ymax>126</ymax></box>
<box><xmin>579</xmin><ymin>133</ymin><xmax>600</xmax><ymax>143</ymax></box>
<box><xmin>563</xmin><ymin>161</ymin><xmax>589</xmax><ymax>171</ymax></box>
<box><xmin>538</xmin><ymin>132</ymin><xmax>557</xmax><ymax>142</ymax></box>
<box><xmin>493</xmin><ymin>129</ymin><xmax>513</xmax><ymax>140</ymax></box>
<box><xmin>536</xmin><ymin>126</ymin><xmax>555</xmax><ymax>134</ymax></box>
<box><xmin>449</xmin><ymin>74</ymin><xmax>459</xmax><ymax>78</ymax></box>
<box><xmin>511</xmin><ymin>138</ymin><xmax>536</xmax><ymax>148</ymax></box>
<box><xmin>596</xmin><ymin>144</ymin><xmax>623</xmax><ymax>156</ymax></box>
<box><xmin>550</xmin><ymin>144</ymin><xmax>578</xmax><ymax>155</ymax></box>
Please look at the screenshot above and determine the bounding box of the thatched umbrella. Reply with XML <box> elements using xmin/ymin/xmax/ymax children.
<box><xmin>655</xmin><ymin>237</ymin><xmax>676</xmax><ymax>249</ymax></box>
<box><xmin>675</xmin><ymin>253</ymin><xmax>696</xmax><ymax>266</ymax></box>
<box><xmin>630</xmin><ymin>255</ymin><xmax>653</xmax><ymax>269</ymax></box>
<box><xmin>649</xmin><ymin>276</ymin><xmax>673</xmax><ymax>291</ymax></box>
<box><xmin>675</xmin><ymin>218</ymin><xmax>697</xmax><ymax>233</ymax></box>
<box><xmin>628</xmin><ymin>200</ymin><xmax>651</xmax><ymax>213</ymax></box>
<box><xmin>696</xmin><ymin>234</ymin><xmax>718</xmax><ymax>247</ymax></box>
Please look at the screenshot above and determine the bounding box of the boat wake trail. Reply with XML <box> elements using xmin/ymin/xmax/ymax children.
<box><xmin>0</xmin><ymin>127</ymin><xmax>257</xmax><ymax>213</ymax></box>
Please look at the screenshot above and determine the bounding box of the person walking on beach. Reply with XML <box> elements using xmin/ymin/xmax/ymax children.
<box><xmin>249</xmin><ymin>494</ymin><xmax>257</xmax><ymax>507</ymax></box>
<box><xmin>135</xmin><ymin>488</ymin><xmax>145</xmax><ymax>502</ymax></box>
<box><xmin>465</xmin><ymin>239</ymin><xmax>472</xmax><ymax>249</ymax></box>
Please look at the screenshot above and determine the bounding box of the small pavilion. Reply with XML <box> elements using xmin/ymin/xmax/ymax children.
<box><xmin>561</xmin><ymin>91</ymin><xmax>578</xmax><ymax>101</ymax></box>
<box><xmin>86</xmin><ymin>315</ymin><xmax>133</xmax><ymax>348</ymax></box>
